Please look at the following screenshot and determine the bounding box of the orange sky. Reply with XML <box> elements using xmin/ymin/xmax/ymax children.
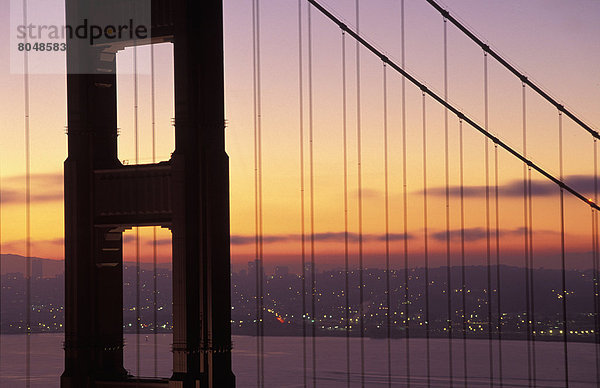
<box><xmin>0</xmin><ymin>0</ymin><xmax>599</xmax><ymax>272</ymax></box>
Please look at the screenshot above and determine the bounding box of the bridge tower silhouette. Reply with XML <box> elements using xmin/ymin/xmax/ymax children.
<box><xmin>60</xmin><ymin>0</ymin><xmax>235</xmax><ymax>387</ymax></box>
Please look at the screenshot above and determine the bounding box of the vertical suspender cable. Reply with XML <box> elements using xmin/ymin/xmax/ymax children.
<box><xmin>260</xmin><ymin>0</ymin><xmax>265</xmax><ymax>383</ymax></box>
<box><xmin>528</xmin><ymin>148</ymin><xmax>537</xmax><ymax>387</ymax></box>
<box><xmin>483</xmin><ymin>51</ymin><xmax>494</xmax><ymax>387</ymax></box>
<box><xmin>253</xmin><ymin>0</ymin><xmax>266</xmax><ymax>383</ymax></box>
<box><xmin>133</xmin><ymin>42</ymin><xmax>141</xmax><ymax>378</ymax></box>
<box><xmin>251</xmin><ymin>0</ymin><xmax>264</xmax><ymax>385</ymax></box>
<box><xmin>150</xmin><ymin>43</ymin><xmax>158</xmax><ymax>378</ymax></box>
<box><xmin>443</xmin><ymin>18</ymin><xmax>454</xmax><ymax>388</ymax></box>
<box><xmin>494</xmin><ymin>142</ymin><xmax>504</xmax><ymax>388</ymax></box>
<box><xmin>459</xmin><ymin>118</ymin><xmax>468</xmax><ymax>387</ymax></box>
<box><xmin>22</xmin><ymin>0</ymin><xmax>31</xmax><ymax>384</ymax></box>
<box><xmin>594</xmin><ymin>139</ymin><xmax>600</xmax><ymax>385</ymax></box>
<box><xmin>341</xmin><ymin>30</ymin><xmax>351</xmax><ymax>388</ymax></box>
<box><xmin>252</xmin><ymin>0</ymin><xmax>261</xmax><ymax>380</ymax></box>
<box><xmin>355</xmin><ymin>1</ymin><xmax>365</xmax><ymax>386</ymax></box>
<box><xmin>400</xmin><ymin>1</ymin><xmax>411</xmax><ymax>385</ymax></box>
<box><xmin>524</xmin><ymin>75</ymin><xmax>537</xmax><ymax>386</ymax></box>
<box><xmin>298</xmin><ymin>2</ymin><xmax>308</xmax><ymax>386</ymax></box>
<box><xmin>0</xmin><ymin>103</ymin><xmax>2</xmax><ymax>375</ymax></box>
<box><xmin>307</xmin><ymin>4</ymin><xmax>317</xmax><ymax>386</ymax></box>
<box><xmin>383</xmin><ymin>62</ymin><xmax>392</xmax><ymax>388</ymax></box>
<box><xmin>521</xmin><ymin>82</ymin><xmax>533</xmax><ymax>388</ymax></box>
<box><xmin>422</xmin><ymin>92</ymin><xmax>431</xmax><ymax>388</ymax></box>
<box><xmin>257</xmin><ymin>1</ymin><xmax>265</xmax><ymax>380</ymax></box>
<box><xmin>558</xmin><ymin>111</ymin><xmax>569</xmax><ymax>387</ymax></box>
<box><xmin>25</xmin><ymin>84</ymin><xmax>31</xmax><ymax>388</ymax></box>
<box><xmin>252</xmin><ymin>0</ymin><xmax>259</xmax><ymax>382</ymax></box>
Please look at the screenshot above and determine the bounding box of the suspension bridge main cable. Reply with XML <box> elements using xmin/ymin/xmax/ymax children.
<box><xmin>423</xmin><ymin>0</ymin><xmax>599</xmax><ymax>141</ymax></box>
<box><xmin>307</xmin><ymin>2</ymin><xmax>318</xmax><ymax>385</ymax></box>
<box><xmin>251</xmin><ymin>0</ymin><xmax>265</xmax><ymax>385</ymax></box>
<box><xmin>304</xmin><ymin>0</ymin><xmax>600</xmax><ymax>215</ymax></box>
<box><xmin>483</xmin><ymin>51</ymin><xmax>494</xmax><ymax>387</ymax></box>
<box><xmin>382</xmin><ymin>61</ymin><xmax>392</xmax><ymax>388</ymax></box>
<box><xmin>341</xmin><ymin>29</ymin><xmax>351</xmax><ymax>388</ymax></box>
<box><xmin>558</xmin><ymin>111</ymin><xmax>569</xmax><ymax>387</ymax></box>
<box><xmin>298</xmin><ymin>1</ymin><xmax>308</xmax><ymax>386</ymax></box>
<box><xmin>400</xmin><ymin>1</ymin><xmax>411</xmax><ymax>385</ymax></box>
<box><xmin>442</xmin><ymin>17</ymin><xmax>454</xmax><ymax>388</ymax></box>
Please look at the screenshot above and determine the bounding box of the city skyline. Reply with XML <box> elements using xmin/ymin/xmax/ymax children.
<box><xmin>2</xmin><ymin>262</ymin><xmax>597</xmax><ymax>341</ymax></box>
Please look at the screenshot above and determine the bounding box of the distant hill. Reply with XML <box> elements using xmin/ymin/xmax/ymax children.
<box><xmin>1</xmin><ymin>254</ymin><xmax>63</xmax><ymax>278</ymax></box>
<box><xmin>0</xmin><ymin>254</ymin><xmax>170</xmax><ymax>278</ymax></box>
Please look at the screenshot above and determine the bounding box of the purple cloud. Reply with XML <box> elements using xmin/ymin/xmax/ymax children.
<box><xmin>426</xmin><ymin>174</ymin><xmax>596</xmax><ymax>198</ymax></box>
<box><xmin>1</xmin><ymin>173</ymin><xmax>63</xmax><ymax>204</ymax></box>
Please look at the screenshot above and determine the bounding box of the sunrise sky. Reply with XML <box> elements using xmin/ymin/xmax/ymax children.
<box><xmin>0</xmin><ymin>0</ymin><xmax>599</xmax><ymax>272</ymax></box>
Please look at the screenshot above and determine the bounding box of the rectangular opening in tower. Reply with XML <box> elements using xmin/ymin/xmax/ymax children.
<box><xmin>122</xmin><ymin>226</ymin><xmax>173</xmax><ymax>378</ymax></box>
<box><xmin>116</xmin><ymin>43</ymin><xmax>174</xmax><ymax>166</ymax></box>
